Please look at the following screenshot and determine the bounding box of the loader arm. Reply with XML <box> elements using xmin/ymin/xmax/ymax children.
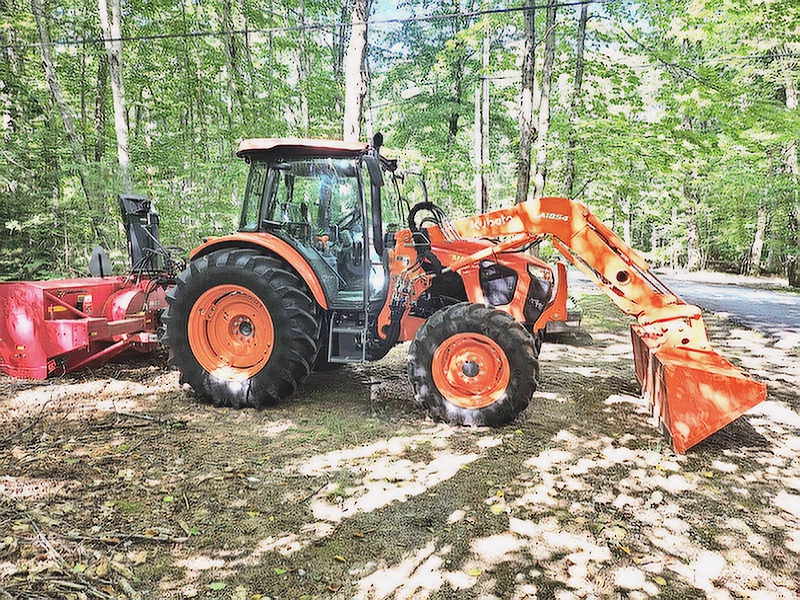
<box><xmin>446</xmin><ymin>196</ymin><xmax>767</xmax><ymax>453</ymax></box>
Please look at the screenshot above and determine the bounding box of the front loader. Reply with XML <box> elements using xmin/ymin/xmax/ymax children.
<box><xmin>0</xmin><ymin>136</ymin><xmax>767</xmax><ymax>453</ymax></box>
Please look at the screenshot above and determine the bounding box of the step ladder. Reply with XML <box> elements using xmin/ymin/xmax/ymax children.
<box><xmin>327</xmin><ymin>310</ymin><xmax>369</xmax><ymax>363</ymax></box>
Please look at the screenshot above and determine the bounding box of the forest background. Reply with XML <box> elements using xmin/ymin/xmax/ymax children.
<box><xmin>1</xmin><ymin>0</ymin><xmax>798</xmax><ymax>283</ymax></box>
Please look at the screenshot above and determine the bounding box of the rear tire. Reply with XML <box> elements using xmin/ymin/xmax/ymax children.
<box><xmin>163</xmin><ymin>249</ymin><xmax>320</xmax><ymax>408</ymax></box>
<box><xmin>407</xmin><ymin>303</ymin><xmax>538</xmax><ymax>427</ymax></box>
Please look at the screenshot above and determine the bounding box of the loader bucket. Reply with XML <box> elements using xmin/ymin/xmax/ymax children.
<box><xmin>631</xmin><ymin>325</ymin><xmax>767</xmax><ymax>453</ymax></box>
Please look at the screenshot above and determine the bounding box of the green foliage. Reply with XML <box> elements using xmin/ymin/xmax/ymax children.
<box><xmin>1</xmin><ymin>0</ymin><xmax>797</xmax><ymax>279</ymax></box>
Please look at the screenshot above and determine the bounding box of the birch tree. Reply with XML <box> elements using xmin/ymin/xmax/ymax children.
<box><xmin>343</xmin><ymin>0</ymin><xmax>370</xmax><ymax>141</ymax></box>
<box><xmin>531</xmin><ymin>0</ymin><xmax>556</xmax><ymax>199</ymax></box>
<box><xmin>98</xmin><ymin>0</ymin><xmax>131</xmax><ymax>191</ymax></box>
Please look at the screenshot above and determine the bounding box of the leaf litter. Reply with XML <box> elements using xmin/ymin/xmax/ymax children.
<box><xmin>0</xmin><ymin>285</ymin><xmax>799</xmax><ymax>599</ymax></box>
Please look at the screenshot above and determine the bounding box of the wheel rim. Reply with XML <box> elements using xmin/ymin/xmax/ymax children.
<box><xmin>431</xmin><ymin>333</ymin><xmax>510</xmax><ymax>409</ymax></box>
<box><xmin>188</xmin><ymin>284</ymin><xmax>274</xmax><ymax>380</ymax></box>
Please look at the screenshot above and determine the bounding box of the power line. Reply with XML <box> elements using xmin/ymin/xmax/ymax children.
<box><xmin>4</xmin><ymin>0</ymin><xmax>618</xmax><ymax>51</ymax></box>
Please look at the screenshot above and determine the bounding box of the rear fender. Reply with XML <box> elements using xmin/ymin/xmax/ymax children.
<box><xmin>190</xmin><ymin>233</ymin><xmax>329</xmax><ymax>310</ymax></box>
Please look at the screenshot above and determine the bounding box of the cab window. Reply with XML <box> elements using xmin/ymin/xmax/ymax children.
<box><xmin>239</xmin><ymin>161</ymin><xmax>268</xmax><ymax>231</ymax></box>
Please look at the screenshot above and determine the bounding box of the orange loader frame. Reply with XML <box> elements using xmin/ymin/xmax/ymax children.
<box><xmin>387</xmin><ymin>196</ymin><xmax>767</xmax><ymax>453</ymax></box>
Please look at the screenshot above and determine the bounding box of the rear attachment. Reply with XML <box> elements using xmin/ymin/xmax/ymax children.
<box><xmin>0</xmin><ymin>195</ymin><xmax>177</xmax><ymax>380</ymax></box>
<box><xmin>0</xmin><ymin>277</ymin><xmax>163</xmax><ymax>379</ymax></box>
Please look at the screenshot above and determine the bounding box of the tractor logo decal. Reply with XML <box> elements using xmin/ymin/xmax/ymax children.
<box><xmin>536</xmin><ymin>212</ymin><xmax>570</xmax><ymax>222</ymax></box>
<box><xmin>470</xmin><ymin>213</ymin><xmax>513</xmax><ymax>231</ymax></box>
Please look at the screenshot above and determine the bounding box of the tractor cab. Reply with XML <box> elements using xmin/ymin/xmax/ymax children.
<box><xmin>236</xmin><ymin>138</ymin><xmax>410</xmax><ymax>310</ymax></box>
<box><xmin>233</xmin><ymin>137</ymin><xmax>413</xmax><ymax>363</ymax></box>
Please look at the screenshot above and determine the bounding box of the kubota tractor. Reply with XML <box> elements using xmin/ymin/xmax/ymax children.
<box><xmin>0</xmin><ymin>135</ymin><xmax>767</xmax><ymax>453</ymax></box>
<box><xmin>159</xmin><ymin>135</ymin><xmax>764</xmax><ymax>453</ymax></box>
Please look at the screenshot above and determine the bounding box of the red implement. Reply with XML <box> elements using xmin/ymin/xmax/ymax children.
<box><xmin>0</xmin><ymin>277</ymin><xmax>164</xmax><ymax>379</ymax></box>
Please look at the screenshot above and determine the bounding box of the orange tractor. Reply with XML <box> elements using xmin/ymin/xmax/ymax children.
<box><xmin>0</xmin><ymin>136</ymin><xmax>767</xmax><ymax>453</ymax></box>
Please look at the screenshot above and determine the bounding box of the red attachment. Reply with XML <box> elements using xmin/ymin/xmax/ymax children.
<box><xmin>0</xmin><ymin>277</ymin><xmax>163</xmax><ymax>379</ymax></box>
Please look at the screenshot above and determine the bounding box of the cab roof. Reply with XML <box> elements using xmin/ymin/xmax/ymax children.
<box><xmin>236</xmin><ymin>138</ymin><xmax>370</xmax><ymax>159</ymax></box>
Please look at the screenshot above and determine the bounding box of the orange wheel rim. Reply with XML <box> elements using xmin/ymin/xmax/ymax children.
<box><xmin>431</xmin><ymin>333</ymin><xmax>510</xmax><ymax>409</ymax></box>
<box><xmin>188</xmin><ymin>284</ymin><xmax>274</xmax><ymax>380</ymax></box>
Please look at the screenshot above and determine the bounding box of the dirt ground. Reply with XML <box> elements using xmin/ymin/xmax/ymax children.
<box><xmin>2</xmin><ymin>282</ymin><xmax>800</xmax><ymax>600</ymax></box>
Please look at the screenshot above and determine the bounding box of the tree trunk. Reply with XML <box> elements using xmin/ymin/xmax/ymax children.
<box><xmin>94</xmin><ymin>59</ymin><xmax>108</xmax><ymax>163</ymax></box>
<box><xmin>786</xmin><ymin>72</ymin><xmax>799</xmax><ymax>287</ymax></box>
<box><xmin>683</xmin><ymin>184</ymin><xmax>702</xmax><ymax>272</ymax></box>
<box><xmin>31</xmin><ymin>0</ymin><xmax>104</xmax><ymax>237</ymax></box>
<box><xmin>515</xmin><ymin>0</ymin><xmax>535</xmax><ymax>204</ymax></box>
<box><xmin>297</xmin><ymin>0</ymin><xmax>309</xmax><ymax>133</ymax></box>
<box><xmin>98</xmin><ymin>0</ymin><xmax>131</xmax><ymax>191</ymax></box>
<box><xmin>789</xmin><ymin>256</ymin><xmax>800</xmax><ymax>287</ymax></box>
<box><xmin>532</xmin><ymin>1</ymin><xmax>557</xmax><ymax>199</ymax></box>
<box><xmin>619</xmin><ymin>195</ymin><xmax>631</xmax><ymax>246</ymax></box>
<box><xmin>481</xmin><ymin>27</ymin><xmax>490</xmax><ymax>213</ymax></box>
<box><xmin>343</xmin><ymin>0</ymin><xmax>370</xmax><ymax>142</ymax></box>
<box><xmin>749</xmin><ymin>192</ymin><xmax>767</xmax><ymax>276</ymax></box>
<box><xmin>474</xmin><ymin>75</ymin><xmax>481</xmax><ymax>212</ymax></box>
<box><xmin>787</xmin><ymin>74</ymin><xmax>798</xmax><ymax>232</ymax></box>
<box><xmin>475</xmin><ymin>24</ymin><xmax>490</xmax><ymax>214</ymax></box>
<box><xmin>221</xmin><ymin>0</ymin><xmax>247</xmax><ymax>129</ymax></box>
<box><xmin>563</xmin><ymin>3</ymin><xmax>588</xmax><ymax>198</ymax></box>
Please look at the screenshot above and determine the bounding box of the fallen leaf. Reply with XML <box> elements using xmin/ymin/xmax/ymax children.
<box><xmin>274</xmin><ymin>567</ymin><xmax>287</xmax><ymax>575</ymax></box>
<box><xmin>333</xmin><ymin>555</ymin><xmax>346</xmax><ymax>563</ymax></box>
<box><xmin>95</xmin><ymin>560</ymin><xmax>109</xmax><ymax>577</ymax></box>
<box><xmin>110</xmin><ymin>561</ymin><xmax>134</xmax><ymax>579</ymax></box>
<box><xmin>73</xmin><ymin>563</ymin><xmax>87</xmax><ymax>573</ymax></box>
<box><xmin>208</xmin><ymin>581</ymin><xmax>226</xmax><ymax>591</ymax></box>
<box><xmin>128</xmin><ymin>550</ymin><xmax>148</xmax><ymax>565</ymax></box>
<box><xmin>468</xmin><ymin>568</ymin><xmax>482</xmax><ymax>576</ymax></box>
<box><xmin>163</xmin><ymin>495</ymin><xmax>174</xmax><ymax>503</ymax></box>
<box><xmin>489</xmin><ymin>504</ymin><xmax>505</xmax><ymax>515</ymax></box>
<box><xmin>653</xmin><ymin>576</ymin><xmax>667</xmax><ymax>586</ymax></box>
<box><xmin>99</xmin><ymin>536</ymin><xmax>121</xmax><ymax>544</ymax></box>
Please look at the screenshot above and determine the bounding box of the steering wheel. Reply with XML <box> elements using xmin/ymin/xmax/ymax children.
<box><xmin>407</xmin><ymin>201</ymin><xmax>444</xmax><ymax>233</ymax></box>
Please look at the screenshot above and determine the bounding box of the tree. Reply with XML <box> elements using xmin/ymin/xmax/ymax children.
<box><xmin>343</xmin><ymin>0</ymin><xmax>371</xmax><ymax>141</ymax></box>
<box><xmin>31</xmin><ymin>0</ymin><xmax>104</xmax><ymax>236</ymax></box>
<box><xmin>98</xmin><ymin>0</ymin><xmax>131</xmax><ymax>191</ymax></box>
<box><xmin>531</xmin><ymin>0</ymin><xmax>556</xmax><ymax>199</ymax></box>
<box><xmin>563</xmin><ymin>2</ymin><xmax>588</xmax><ymax>198</ymax></box>
<box><xmin>514</xmin><ymin>0</ymin><xmax>536</xmax><ymax>204</ymax></box>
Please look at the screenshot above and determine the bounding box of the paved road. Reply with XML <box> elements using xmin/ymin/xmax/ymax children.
<box><xmin>658</xmin><ymin>276</ymin><xmax>800</xmax><ymax>349</ymax></box>
<box><xmin>569</xmin><ymin>269</ymin><xmax>800</xmax><ymax>349</ymax></box>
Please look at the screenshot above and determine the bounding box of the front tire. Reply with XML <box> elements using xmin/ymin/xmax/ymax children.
<box><xmin>163</xmin><ymin>249</ymin><xmax>320</xmax><ymax>408</ymax></box>
<box><xmin>407</xmin><ymin>303</ymin><xmax>538</xmax><ymax>427</ymax></box>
